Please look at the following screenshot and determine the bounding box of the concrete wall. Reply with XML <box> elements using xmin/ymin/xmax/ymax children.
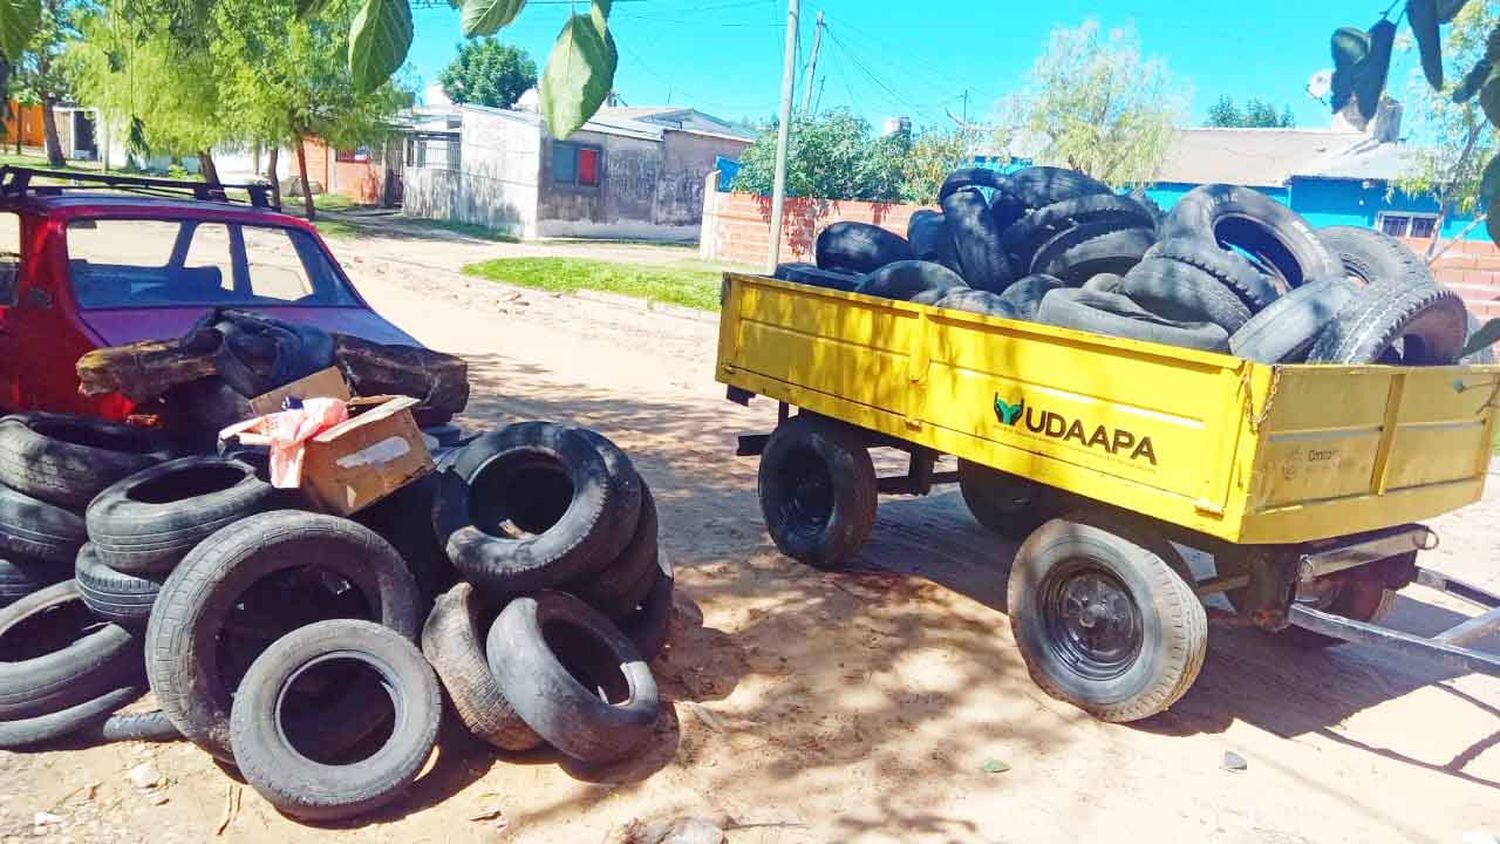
<box><xmin>535</xmin><ymin>127</ymin><xmax>749</xmax><ymax>241</ymax></box>
<box><xmin>403</xmin><ymin>108</ymin><xmax>540</xmax><ymax>238</ymax></box>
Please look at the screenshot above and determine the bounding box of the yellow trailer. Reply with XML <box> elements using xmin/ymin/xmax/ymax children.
<box><xmin>717</xmin><ymin>273</ymin><xmax>1500</xmax><ymax>721</ymax></box>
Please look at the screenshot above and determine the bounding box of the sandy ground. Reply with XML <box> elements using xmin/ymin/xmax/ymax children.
<box><xmin>1</xmin><ymin>226</ymin><xmax>1497</xmax><ymax>843</ymax></box>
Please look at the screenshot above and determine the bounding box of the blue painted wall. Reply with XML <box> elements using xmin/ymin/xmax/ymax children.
<box><xmin>1145</xmin><ymin>178</ymin><xmax>1486</xmax><ymax>241</ymax></box>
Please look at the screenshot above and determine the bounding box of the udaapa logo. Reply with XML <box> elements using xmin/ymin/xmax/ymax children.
<box><xmin>993</xmin><ymin>393</ymin><xmax>1157</xmax><ymax>465</ymax></box>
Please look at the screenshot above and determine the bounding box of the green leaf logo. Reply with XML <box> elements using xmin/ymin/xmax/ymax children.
<box><xmin>994</xmin><ymin>395</ymin><xmax>1024</xmax><ymax>426</ymax></box>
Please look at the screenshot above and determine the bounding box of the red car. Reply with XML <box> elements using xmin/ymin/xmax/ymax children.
<box><xmin>0</xmin><ymin>168</ymin><xmax>416</xmax><ymax>419</ymax></box>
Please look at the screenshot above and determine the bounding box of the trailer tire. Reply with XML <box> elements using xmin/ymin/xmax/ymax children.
<box><xmin>942</xmin><ymin>187</ymin><xmax>1013</xmax><ymax>293</ymax></box>
<box><xmin>814</xmin><ymin>222</ymin><xmax>912</xmax><ymax>274</ymax></box>
<box><xmin>1159</xmin><ymin>184</ymin><xmax>1341</xmax><ymax>289</ymax></box>
<box><xmin>1307</xmin><ymin>277</ymin><xmax>1469</xmax><ymax>365</ymax></box>
<box><xmin>1036</xmin><ymin>289</ymin><xmax>1230</xmax><ymax>352</ymax></box>
<box><xmin>1001</xmin><ymin>195</ymin><xmax>1156</xmax><ymax>272</ymax></box>
<box><xmin>933</xmin><ymin>289</ymin><xmax>1020</xmax><ymax>319</ymax></box>
<box><xmin>957</xmin><ymin>461</ymin><xmax>1056</xmax><ymax>541</ymax></box>
<box><xmin>1318</xmin><ymin>225</ymin><xmax>1432</xmax><ymax>288</ymax></box>
<box><xmin>1008</xmin><ymin>513</ymin><xmax>1207</xmax><ymax>722</ymax></box>
<box><xmin>855</xmin><ymin>260</ymin><xmax>969</xmax><ymax>305</ymax></box>
<box><xmin>1280</xmin><ymin>576</ymin><xmax>1396</xmax><ymax>649</ymax></box>
<box><xmin>0</xmin><ymin>414</ymin><xmax>174</xmax><ymax>509</ymax></box>
<box><xmin>997</xmin><ymin>274</ymin><xmax>1067</xmax><ymax>321</ymax></box>
<box><xmin>1229</xmin><ymin>277</ymin><xmax>1357</xmax><ymax>363</ymax></box>
<box><xmin>758</xmin><ymin>415</ymin><xmax>876</xmax><ymax>570</ymax></box>
<box><xmin>989</xmin><ymin>166</ymin><xmax>1112</xmax><ymax>227</ymax></box>
<box><xmin>1123</xmin><ymin>258</ymin><xmax>1253</xmax><ymax>334</ymax></box>
<box><xmin>937</xmin><ymin>167</ymin><xmax>1014</xmax><ymax>203</ymax></box>
<box><xmin>1031</xmin><ymin>224</ymin><xmax>1156</xmax><ymax>285</ymax></box>
<box><xmin>1144</xmin><ymin>238</ymin><xmax>1280</xmax><ymax>312</ymax></box>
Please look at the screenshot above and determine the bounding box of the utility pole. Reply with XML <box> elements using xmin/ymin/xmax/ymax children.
<box><xmin>767</xmin><ymin>0</ymin><xmax>800</xmax><ymax>272</ymax></box>
<box><xmin>801</xmin><ymin>11</ymin><xmax>825</xmax><ymax>114</ymax></box>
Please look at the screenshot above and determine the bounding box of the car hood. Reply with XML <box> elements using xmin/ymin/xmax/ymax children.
<box><xmin>78</xmin><ymin>306</ymin><xmax>421</xmax><ymax>348</ymax></box>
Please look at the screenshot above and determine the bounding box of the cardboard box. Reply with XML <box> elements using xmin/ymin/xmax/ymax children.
<box><xmin>300</xmin><ymin>395</ymin><xmax>434</xmax><ymax>515</ymax></box>
<box><xmin>248</xmin><ymin>367</ymin><xmax>351</xmax><ymax>416</ymax></box>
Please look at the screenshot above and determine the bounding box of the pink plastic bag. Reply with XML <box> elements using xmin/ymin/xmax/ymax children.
<box><xmin>264</xmin><ymin>398</ymin><xmax>349</xmax><ymax>488</ymax></box>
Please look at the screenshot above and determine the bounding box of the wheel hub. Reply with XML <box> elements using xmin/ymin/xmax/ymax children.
<box><xmin>1042</xmin><ymin>564</ymin><xmax>1144</xmax><ymax>681</ymax></box>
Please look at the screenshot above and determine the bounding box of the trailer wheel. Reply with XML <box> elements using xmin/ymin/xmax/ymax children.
<box><xmin>957</xmin><ymin>461</ymin><xmax>1055</xmax><ymax>540</ymax></box>
<box><xmin>1279</xmin><ymin>575</ymin><xmax>1395</xmax><ymax>649</ymax></box>
<box><xmin>1008</xmin><ymin>514</ymin><xmax>1207</xmax><ymax>722</ymax></box>
<box><xmin>758</xmin><ymin>416</ymin><xmax>876</xmax><ymax>570</ymax></box>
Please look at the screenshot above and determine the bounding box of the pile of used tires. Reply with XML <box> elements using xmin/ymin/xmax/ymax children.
<box><xmin>776</xmin><ymin>168</ymin><xmax>1478</xmax><ymax>366</ymax></box>
<box><xmin>0</xmin><ymin>413</ymin><xmax>667</xmax><ymax>823</ymax></box>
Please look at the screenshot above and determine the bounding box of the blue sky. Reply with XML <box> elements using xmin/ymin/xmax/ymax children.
<box><xmin>407</xmin><ymin>0</ymin><xmax>1424</xmax><ymax>130</ymax></box>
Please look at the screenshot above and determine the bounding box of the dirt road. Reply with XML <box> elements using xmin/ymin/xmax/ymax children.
<box><xmin>1</xmin><ymin>229</ymin><xmax>1496</xmax><ymax>843</ymax></box>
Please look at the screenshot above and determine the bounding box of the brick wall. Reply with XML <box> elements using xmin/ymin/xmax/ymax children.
<box><xmin>701</xmin><ymin>183</ymin><xmax>1500</xmax><ymax>319</ymax></box>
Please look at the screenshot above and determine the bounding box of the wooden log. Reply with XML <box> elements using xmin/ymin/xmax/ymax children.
<box><xmin>331</xmin><ymin>334</ymin><xmax>469</xmax><ymax>414</ymax></box>
<box><xmin>76</xmin><ymin>340</ymin><xmax>219</xmax><ymax>401</ymax></box>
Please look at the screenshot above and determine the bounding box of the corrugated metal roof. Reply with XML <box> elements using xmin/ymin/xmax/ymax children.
<box><xmin>1153</xmin><ymin>127</ymin><xmax>1368</xmax><ymax>187</ymax></box>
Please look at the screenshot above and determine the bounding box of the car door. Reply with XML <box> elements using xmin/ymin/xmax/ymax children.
<box><xmin>0</xmin><ymin>209</ymin><xmax>29</xmax><ymax>411</ymax></box>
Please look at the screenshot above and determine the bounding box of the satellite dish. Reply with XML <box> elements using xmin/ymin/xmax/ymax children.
<box><xmin>1307</xmin><ymin>69</ymin><xmax>1333</xmax><ymax>100</ymax></box>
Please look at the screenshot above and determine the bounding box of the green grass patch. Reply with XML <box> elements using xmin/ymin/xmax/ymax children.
<box><xmin>312</xmin><ymin>219</ymin><xmax>363</xmax><ymax>239</ymax></box>
<box><xmin>462</xmin><ymin>257</ymin><xmax>721</xmax><ymax>310</ymax></box>
<box><xmin>396</xmin><ymin>217</ymin><xmax>520</xmax><ymax>242</ymax></box>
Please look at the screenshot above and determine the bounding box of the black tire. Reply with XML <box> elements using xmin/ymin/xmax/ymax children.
<box><xmin>487</xmin><ymin>591</ymin><xmax>659</xmax><ymax>765</ymax></box>
<box><xmin>941</xmin><ymin>187</ymin><xmax>1014</xmax><ymax>293</ymax></box>
<box><xmin>1318</xmin><ymin>225</ymin><xmax>1433</xmax><ymax>289</ymax></box>
<box><xmin>854</xmin><ymin>260</ymin><xmax>969</xmax><ymax>305</ymax></box>
<box><xmin>0</xmin><ymin>484</ymin><xmax>86</xmax><ymax>565</ymax></box>
<box><xmin>0</xmin><ymin>580</ymin><xmax>144</xmax><ymax>721</ymax></box>
<box><xmin>1122</xmin><ymin>258</ymin><xmax>1254</xmax><ymax>334</ymax></box>
<box><xmin>0</xmin><ymin>684</ymin><xmax>142</xmax><ymax>749</ymax></box>
<box><xmin>435</xmin><ymin>422</ymin><xmax>642</xmax><ymax>596</ymax></box>
<box><xmin>937</xmin><ymin>167</ymin><xmax>1013</xmax><ymax>203</ymax></box>
<box><xmin>814</xmin><ymin>222</ymin><xmax>912</xmax><ymax>274</ymax></box>
<box><xmin>906</xmin><ymin>211</ymin><xmax>960</xmax><ymax>271</ymax></box>
<box><xmin>1036</xmin><ymin>289</ymin><xmax>1231</xmax><ymax>352</ymax></box>
<box><xmin>998</xmin><ymin>274</ymin><xmax>1067</xmax><ymax>321</ymax></box>
<box><xmin>1229</xmin><ymin>278</ymin><xmax>1357</xmax><ymax>364</ymax></box>
<box><xmin>989</xmin><ymin>166</ymin><xmax>1112</xmax><ymax>228</ymax></box>
<box><xmin>0</xmin><ymin>414</ymin><xmax>174</xmax><ymax>509</ymax></box>
<box><xmin>933</xmin><ymin>289</ymin><xmax>1021</xmax><ymax>319</ymax></box>
<box><xmin>1001</xmin><ymin>195</ymin><xmax>1156</xmax><ymax>272</ymax></box>
<box><xmin>86</xmin><ymin>457</ymin><xmax>277</xmax><ymax>574</ymax></box>
<box><xmin>1278</xmin><ymin>576</ymin><xmax>1396</xmax><ymax>648</ymax></box>
<box><xmin>1307</xmin><ymin>278</ymin><xmax>1470</xmax><ymax>365</ymax></box>
<box><xmin>757</xmin><ymin>415</ymin><xmax>877</xmax><ymax>570</ymax></box>
<box><xmin>1031</xmin><ymin>224</ymin><xmax>1156</xmax><ymax>285</ymax></box>
<box><xmin>1008</xmin><ymin>514</ymin><xmax>1207</xmax><ymax>722</ymax></box>
<box><xmin>421</xmin><ymin>582</ymin><xmax>542</xmax><ymax>752</ymax></box>
<box><xmin>1082</xmin><ymin>273</ymin><xmax>1126</xmax><ymax>294</ymax></box>
<box><xmin>1144</xmin><ymin>237</ymin><xmax>1280</xmax><ymax>312</ymax></box>
<box><xmin>353</xmin><ymin>470</ymin><xmax>457</xmax><ymax>607</ymax></box>
<box><xmin>75</xmin><ymin>544</ymin><xmax>162</xmax><ymax>628</ymax></box>
<box><xmin>146</xmin><ymin>510</ymin><xmax>421</xmax><ymax>761</ymax></box>
<box><xmin>1160</xmin><ymin>184</ymin><xmax>1341</xmax><ymax>290</ymax></box>
<box><xmin>230</xmin><ymin>619</ymin><xmax>442</xmax><ymax>822</ymax></box>
<box><xmin>86</xmin><ymin>709</ymin><xmax>181</xmax><ymax>743</ymax></box>
<box><xmin>772</xmin><ymin>263</ymin><xmax>860</xmax><ymax>292</ymax></box>
<box><xmin>566</xmin><ymin>483</ymin><xmax>660</xmax><ymax>619</ymax></box>
<box><xmin>0</xmin><ymin>556</ymin><xmax>66</xmax><ymax>607</ymax></box>
<box><xmin>619</xmin><ymin>563</ymin><xmax>674</xmax><ymax>660</ymax></box>
<box><xmin>957</xmin><ymin>461</ymin><xmax>1057</xmax><ymax>540</ymax></box>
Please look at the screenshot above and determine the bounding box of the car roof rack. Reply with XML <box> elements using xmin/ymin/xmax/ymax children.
<box><xmin>0</xmin><ymin>166</ymin><xmax>280</xmax><ymax>211</ymax></box>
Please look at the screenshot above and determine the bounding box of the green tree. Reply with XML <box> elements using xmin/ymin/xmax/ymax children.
<box><xmin>12</xmin><ymin>0</ymin><xmax>86</xmax><ymax>166</ymax></box>
<box><xmin>1208</xmin><ymin>95</ymin><xmax>1296</xmax><ymax>128</ymax></box>
<box><xmin>1</xmin><ymin>0</ymin><xmax>618</xmax><ymax>140</ymax></box>
<box><xmin>439</xmin><ymin>37</ymin><xmax>535</xmax><ymax>109</ymax></box>
<box><xmin>997</xmin><ymin>21</ymin><xmax>1181</xmax><ymax>189</ymax></box>
<box><xmin>730</xmin><ymin>110</ymin><xmax>906</xmax><ymax>202</ymax></box>
<box><xmin>1394</xmin><ymin>1</ymin><xmax>1498</xmax><ymax>256</ymax></box>
<box><xmin>898</xmin><ymin>128</ymin><xmax>972</xmax><ymax>204</ymax></box>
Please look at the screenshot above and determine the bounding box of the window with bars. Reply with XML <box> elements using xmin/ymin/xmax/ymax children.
<box><xmin>553</xmin><ymin>141</ymin><xmax>601</xmax><ymax>187</ymax></box>
<box><xmin>1377</xmin><ymin>212</ymin><xmax>1439</xmax><ymax>239</ymax></box>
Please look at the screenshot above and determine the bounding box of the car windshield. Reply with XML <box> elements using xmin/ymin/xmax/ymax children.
<box><xmin>65</xmin><ymin>218</ymin><xmax>360</xmax><ymax>309</ymax></box>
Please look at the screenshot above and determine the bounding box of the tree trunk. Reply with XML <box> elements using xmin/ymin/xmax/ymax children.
<box><xmin>40</xmin><ymin>99</ymin><xmax>64</xmax><ymax>168</ymax></box>
<box><xmin>197</xmin><ymin>150</ymin><xmax>221</xmax><ymax>186</ymax></box>
<box><xmin>1426</xmin><ymin>121</ymin><xmax>1487</xmax><ymax>259</ymax></box>
<box><xmin>266</xmin><ymin>145</ymin><xmax>282</xmax><ymax>210</ymax></box>
<box><xmin>294</xmin><ymin>135</ymin><xmax>315</xmax><ymax>220</ymax></box>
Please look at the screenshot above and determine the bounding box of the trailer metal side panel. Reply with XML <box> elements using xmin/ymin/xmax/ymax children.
<box><xmin>716</xmin><ymin>274</ymin><xmax>1497</xmax><ymax>544</ymax></box>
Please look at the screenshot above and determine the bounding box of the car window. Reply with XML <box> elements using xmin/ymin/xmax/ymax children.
<box><xmin>65</xmin><ymin>218</ymin><xmax>359</xmax><ymax>309</ymax></box>
<box><xmin>0</xmin><ymin>211</ymin><xmax>19</xmax><ymax>306</ymax></box>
